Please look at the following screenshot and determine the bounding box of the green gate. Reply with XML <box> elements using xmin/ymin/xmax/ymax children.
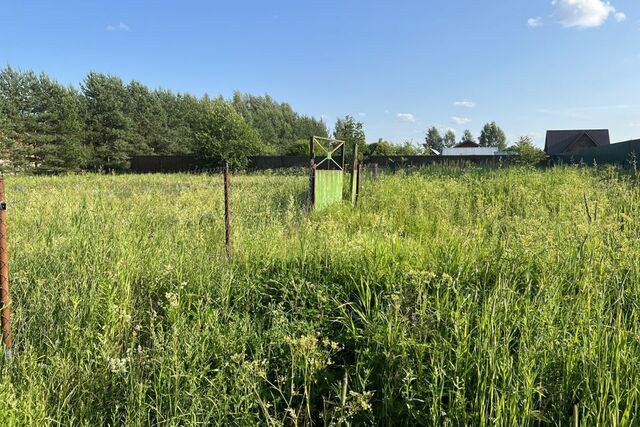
<box><xmin>309</xmin><ymin>136</ymin><xmax>345</xmax><ymax>211</ymax></box>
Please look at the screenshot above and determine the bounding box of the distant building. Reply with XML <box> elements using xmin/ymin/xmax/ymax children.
<box><xmin>544</xmin><ymin>129</ymin><xmax>610</xmax><ymax>155</ymax></box>
<box><xmin>441</xmin><ymin>141</ymin><xmax>505</xmax><ymax>156</ymax></box>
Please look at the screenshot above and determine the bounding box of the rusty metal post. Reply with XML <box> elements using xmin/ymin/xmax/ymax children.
<box><xmin>224</xmin><ymin>162</ymin><xmax>231</xmax><ymax>258</ymax></box>
<box><xmin>309</xmin><ymin>136</ymin><xmax>315</xmax><ymax>209</ymax></box>
<box><xmin>0</xmin><ymin>179</ymin><xmax>12</xmax><ymax>360</ymax></box>
<box><xmin>350</xmin><ymin>143</ymin><xmax>359</xmax><ymax>206</ymax></box>
<box><xmin>355</xmin><ymin>162</ymin><xmax>362</xmax><ymax>205</ymax></box>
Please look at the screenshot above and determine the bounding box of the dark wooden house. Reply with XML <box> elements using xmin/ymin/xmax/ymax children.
<box><xmin>544</xmin><ymin>129</ymin><xmax>610</xmax><ymax>155</ymax></box>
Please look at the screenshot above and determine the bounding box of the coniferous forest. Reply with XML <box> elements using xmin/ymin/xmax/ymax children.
<box><xmin>0</xmin><ymin>66</ymin><xmax>329</xmax><ymax>173</ymax></box>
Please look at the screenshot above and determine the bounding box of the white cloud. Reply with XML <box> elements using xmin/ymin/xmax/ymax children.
<box><xmin>396</xmin><ymin>113</ymin><xmax>415</xmax><ymax>122</ymax></box>
<box><xmin>451</xmin><ymin>116</ymin><xmax>471</xmax><ymax>125</ymax></box>
<box><xmin>528</xmin><ymin>17</ymin><xmax>543</xmax><ymax>27</ymax></box>
<box><xmin>453</xmin><ymin>100</ymin><xmax>476</xmax><ymax>108</ymax></box>
<box><xmin>358</xmin><ymin>112</ymin><xmax>366</xmax><ymax>117</ymax></box>
<box><xmin>614</xmin><ymin>12</ymin><xmax>626</xmax><ymax>22</ymax></box>
<box><xmin>106</xmin><ymin>22</ymin><xmax>130</xmax><ymax>32</ymax></box>
<box><xmin>551</xmin><ymin>0</ymin><xmax>622</xmax><ymax>28</ymax></box>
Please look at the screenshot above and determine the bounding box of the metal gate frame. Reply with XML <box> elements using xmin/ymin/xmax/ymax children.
<box><xmin>309</xmin><ymin>136</ymin><xmax>345</xmax><ymax>210</ymax></box>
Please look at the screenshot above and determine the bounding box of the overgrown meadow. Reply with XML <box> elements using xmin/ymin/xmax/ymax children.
<box><xmin>2</xmin><ymin>165</ymin><xmax>640</xmax><ymax>426</ymax></box>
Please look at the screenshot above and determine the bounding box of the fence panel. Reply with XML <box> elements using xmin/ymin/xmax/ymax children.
<box><xmin>554</xmin><ymin>139</ymin><xmax>640</xmax><ymax>167</ymax></box>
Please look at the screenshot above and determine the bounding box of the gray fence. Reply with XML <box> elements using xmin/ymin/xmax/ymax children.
<box><xmin>364</xmin><ymin>155</ymin><xmax>512</xmax><ymax>170</ymax></box>
<box><xmin>553</xmin><ymin>139</ymin><xmax>640</xmax><ymax>167</ymax></box>
<box><xmin>130</xmin><ymin>155</ymin><xmax>309</xmax><ymax>173</ymax></box>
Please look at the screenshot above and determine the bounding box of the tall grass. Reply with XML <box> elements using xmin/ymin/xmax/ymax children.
<box><xmin>1</xmin><ymin>165</ymin><xmax>639</xmax><ymax>425</ymax></box>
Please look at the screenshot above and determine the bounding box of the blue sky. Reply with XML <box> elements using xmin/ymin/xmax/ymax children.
<box><xmin>1</xmin><ymin>0</ymin><xmax>639</xmax><ymax>147</ymax></box>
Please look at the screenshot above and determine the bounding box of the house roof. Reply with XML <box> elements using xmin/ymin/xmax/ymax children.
<box><xmin>544</xmin><ymin>129</ymin><xmax>610</xmax><ymax>155</ymax></box>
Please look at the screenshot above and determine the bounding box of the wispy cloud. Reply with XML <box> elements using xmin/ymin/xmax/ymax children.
<box><xmin>453</xmin><ymin>100</ymin><xmax>476</xmax><ymax>108</ymax></box>
<box><xmin>358</xmin><ymin>112</ymin><xmax>366</xmax><ymax>117</ymax></box>
<box><xmin>630</xmin><ymin>122</ymin><xmax>640</xmax><ymax>128</ymax></box>
<box><xmin>106</xmin><ymin>22</ymin><xmax>130</xmax><ymax>32</ymax></box>
<box><xmin>396</xmin><ymin>113</ymin><xmax>415</xmax><ymax>123</ymax></box>
<box><xmin>451</xmin><ymin>116</ymin><xmax>471</xmax><ymax>125</ymax></box>
<box><xmin>528</xmin><ymin>17</ymin><xmax>543</xmax><ymax>27</ymax></box>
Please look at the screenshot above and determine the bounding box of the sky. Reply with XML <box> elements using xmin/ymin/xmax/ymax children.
<box><xmin>1</xmin><ymin>0</ymin><xmax>639</xmax><ymax>147</ymax></box>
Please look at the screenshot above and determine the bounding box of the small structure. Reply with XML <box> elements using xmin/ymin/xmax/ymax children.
<box><xmin>544</xmin><ymin>129</ymin><xmax>610</xmax><ymax>155</ymax></box>
<box><xmin>441</xmin><ymin>141</ymin><xmax>504</xmax><ymax>156</ymax></box>
<box><xmin>309</xmin><ymin>136</ymin><xmax>350</xmax><ymax>211</ymax></box>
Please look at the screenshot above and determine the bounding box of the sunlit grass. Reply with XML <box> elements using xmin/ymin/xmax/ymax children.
<box><xmin>1</xmin><ymin>165</ymin><xmax>639</xmax><ymax>425</ymax></box>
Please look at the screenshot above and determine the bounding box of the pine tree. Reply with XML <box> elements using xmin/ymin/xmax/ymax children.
<box><xmin>82</xmin><ymin>72</ymin><xmax>134</xmax><ymax>171</ymax></box>
<box><xmin>0</xmin><ymin>66</ymin><xmax>31</xmax><ymax>172</ymax></box>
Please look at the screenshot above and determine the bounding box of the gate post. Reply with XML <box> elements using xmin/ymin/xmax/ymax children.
<box><xmin>309</xmin><ymin>136</ymin><xmax>315</xmax><ymax>209</ymax></box>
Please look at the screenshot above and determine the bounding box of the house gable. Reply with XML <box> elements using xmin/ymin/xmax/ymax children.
<box><xmin>545</xmin><ymin>129</ymin><xmax>610</xmax><ymax>155</ymax></box>
<box><xmin>565</xmin><ymin>132</ymin><xmax>598</xmax><ymax>152</ymax></box>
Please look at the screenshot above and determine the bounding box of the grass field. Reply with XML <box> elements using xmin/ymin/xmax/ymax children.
<box><xmin>1</xmin><ymin>165</ymin><xmax>640</xmax><ymax>425</ymax></box>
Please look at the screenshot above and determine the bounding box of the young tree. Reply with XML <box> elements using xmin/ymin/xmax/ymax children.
<box><xmin>443</xmin><ymin>129</ymin><xmax>456</xmax><ymax>148</ymax></box>
<box><xmin>424</xmin><ymin>127</ymin><xmax>444</xmax><ymax>153</ymax></box>
<box><xmin>367</xmin><ymin>138</ymin><xmax>395</xmax><ymax>156</ymax></box>
<box><xmin>513</xmin><ymin>135</ymin><xmax>546</xmax><ymax>165</ymax></box>
<box><xmin>194</xmin><ymin>99</ymin><xmax>266</xmax><ymax>168</ymax></box>
<box><xmin>396</xmin><ymin>141</ymin><xmax>421</xmax><ymax>155</ymax></box>
<box><xmin>284</xmin><ymin>139</ymin><xmax>311</xmax><ymax>156</ymax></box>
<box><xmin>479</xmin><ymin>121</ymin><xmax>507</xmax><ymax>150</ymax></box>
<box><xmin>460</xmin><ymin>129</ymin><xmax>476</xmax><ymax>145</ymax></box>
<box><xmin>333</xmin><ymin>115</ymin><xmax>366</xmax><ymax>164</ymax></box>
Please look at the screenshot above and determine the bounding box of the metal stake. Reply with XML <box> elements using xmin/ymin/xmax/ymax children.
<box><xmin>0</xmin><ymin>179</ymin><xmax>13</xmax><ymax>360</ymax></box>
<box><xmin>224</xmin><ymin>162</ymin><xmax>231</xmax><ymax>258</ymax></box>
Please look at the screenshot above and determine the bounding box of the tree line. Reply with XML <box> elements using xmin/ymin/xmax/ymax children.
<box><xmin>0</xmin><ymin>66</ymin><xmax>544</xmax><ymax>173</ymax></box>
<box><xmin>423</xmin><ymin>123</ymin><xmax>544</xmax><ymax>164</ymax></box>
<box><xmin>423</xmin><ymin>122</ymin><xmax>508</xmax><ymax>152</ymax></box>
<box><xmin>0</xmin><ymin>66</ymin><xmax>329</xmax><ymax>172</ymax></box>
